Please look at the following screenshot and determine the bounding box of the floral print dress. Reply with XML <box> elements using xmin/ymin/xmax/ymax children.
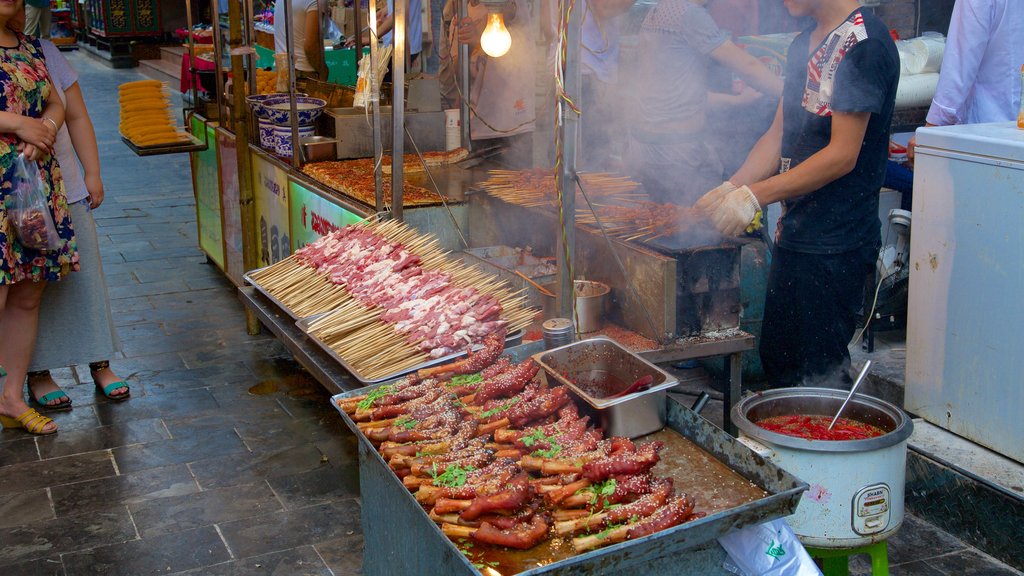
<box><xmin>0</xmin><ymin>32</ymin><xmax>77</xmax><ymax>284</ymax></box>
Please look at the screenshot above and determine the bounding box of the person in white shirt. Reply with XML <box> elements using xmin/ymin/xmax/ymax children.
<box><xmin>274</xmin><ymin>0</ymin><xmax>329</xmax><ymax>79</ymax></box>
<box><xmin>907</xmin><ymin>0</ymin><xmax>1024</xmax><ymax>162</ymax></box>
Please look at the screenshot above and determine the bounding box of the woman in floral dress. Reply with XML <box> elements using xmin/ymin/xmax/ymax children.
<box><xmin>0</xmin><ymin>0</ymin><xmax>77</xmax><ymax>435</ymax></box>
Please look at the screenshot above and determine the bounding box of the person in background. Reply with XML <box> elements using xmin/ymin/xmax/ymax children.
<box><xmin>696</xmin><ymin>0</ymin><xmax>899</xmax><ymax>387</ymax></box>
<box><xmin>274</xmin><ymin>0</ymin><xmax>328</xmax><ymax>80</ymax></box>
<box><xmin>542</xmin><ymin>0</ymin><xmax>635</xmax><ymax>170</ymax></box>
<box><xmin>0</xmin><ymin>0</ymin><xmax>76</xmax><ymax>436</ymax></box>
<box><xmin>24</xmin><ymin>35</ymin><xmax>129</xmax><ymax>410</ymax></box>
<box><xmin>380</xmin><ymin>0</ymin><xmax>425</xmax><ymax>70</ymax></box>
<box><xmin>439</xmin><ymin>0</ymin><xmax>535</xmax><ymax>167</ymax></box>
<box><xmin>23</xmin><ymin>0</ymin><xmax>48</xmax><ymax>38</ymax></box>
<box><xmin>626</xmin><ymin>0</ymin><xmax>781</xmax><ymax>205</ymax></box>
<box><xmin>906</xmin><ymin>0</ymin><xmax>1024</xmax><ymax>164</ymax></box>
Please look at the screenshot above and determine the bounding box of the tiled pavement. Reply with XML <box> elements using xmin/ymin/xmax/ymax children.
<box><xmin>0</xmin><ymin>50</ymin><xmax>1019</xmax><ymax>576</ymax></box>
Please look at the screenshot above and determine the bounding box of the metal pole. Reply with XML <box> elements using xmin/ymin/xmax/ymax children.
<box><xmin>556</xmin><ymin>0</ymin><xmax>581</xmax><ymax>319</ymax></box>
<box><xmin>391</xmin><ymin>0</ymin><xmax>407</xmax><ymax>221</ymax></box>
<box><xmin>284</xmin><ymin>0</ymin><xmax>301</xmax><ymax>169</ymax></box>
<box><xmin>184</xmin><ymin>0</ymin><xmax>200</xmax><ymax>112</ymax></box>
<box><xmin>458</xmin><ymin>0</ymin><xmax>470</xmax><ymax>151</ymax></box>
<box><xmin>370</xmin><ymin>0</ymin><xmax>385</xmax><ymax>212</ymax></box>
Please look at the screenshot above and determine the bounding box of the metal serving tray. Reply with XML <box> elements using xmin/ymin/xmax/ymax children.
<box><xmin>329</xmin><ymin>343</ymin><xmax>808</xmax><ymax>575</ymax></box>
<box><xmin>298</xmin><ymin>315</ymin><xmax>523</xmax><ymax>384</ymax></box>
<box><xmin>533</xmin><ymin>336</ymin><xmax>679</xmax><ymax>438</ymax></box>
<box><xmin>242</xmin><ymin>267</ymin><xmax>303</xmax><ymax>320</ymax></box>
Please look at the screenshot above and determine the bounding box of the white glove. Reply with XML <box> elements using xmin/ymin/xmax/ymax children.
<box><xmin>710</xmin><ymin>185</ymin><xmax>760</xmax><ymax>236</ymax></box>
<box><xmin>695</xmin><ymin>180</ymin><xmax>737</xmax><ymax>213</ymax></box>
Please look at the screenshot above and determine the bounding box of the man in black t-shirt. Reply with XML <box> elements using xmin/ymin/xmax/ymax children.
<box><xmin>696</xmin><ymin>0</ymin><xmax>899</xmax><ymax>387</ymax></box>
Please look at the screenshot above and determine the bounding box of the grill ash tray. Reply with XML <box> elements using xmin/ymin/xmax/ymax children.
<box><xmin>534</xmin><ymin>337</ymin><xmax>678</xmax><ymax>438</ymax></box>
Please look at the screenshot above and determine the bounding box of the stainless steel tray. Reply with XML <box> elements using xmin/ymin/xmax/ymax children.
<box><xmin>242</xmin><ymin>267</ymin><xmax>303</xmax><ymax>320</ymax></box>
<box><xmin>329</xmin><ymin>345</ymin><xmax>808</xmax><ymax>575</ymax></box>
<box><xmin>299</xmin><ymin>314</ymin><xmax>523</xmax><ymax>384</ymax></box>
<box><xmin>533</xmin><ymin>336</ymin><xmax>678</xmax><ymax>408</ymax></box>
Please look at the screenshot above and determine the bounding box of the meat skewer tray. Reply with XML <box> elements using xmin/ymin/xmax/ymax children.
<box><xmin>297</xmin><ymin>313</ymin><xmax>523</xmax><ymax>384</ymax></box>
<box><xmin>330</xmin><ymin>342</ymin><xmax>808</xmax><ymax>576</ymax></box>
<box><xmin>243</xmin><ymin>267</ymin><xmax>300</xmax><ymax>320</ymax></box>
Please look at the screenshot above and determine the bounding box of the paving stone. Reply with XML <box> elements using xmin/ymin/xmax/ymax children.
<box><xmin>107</xmin><ymin>351</ymin><xmax>189</xmax><ymax>375</ymax></box>
<box><xmin>190</xmin><ymin>444</ymin><xmax>329</xmax><ymax>490</ymax></box>
<box><xmin>0</xmin><ymin>435</ymin><xmax>40</xmax><ymax>466</ymax></box>
<box><xmin>107</xmin><ymin>279</ymin><xmax>191</xmax><ymax>300</ymax></box>
<box><xmin>181</xmin><ymin>339</ymin><xmax>290</xmax><ymax>370</ymax></box>
<box><xmin>850</xmin><ymin>559</ymin><xmax>944</xmax><ymax>576</ymax></box>
<box><xmin>0</xmin><ymin>451</ymin><xmax>116</xmax><ymax>496</ymax></box>
<box><xmin>924</xmin><ymin>549</ymin><xmax>1023</xmax><ymax>576</ymax></box>
<box><xmin>61</xmin><ymin>525</ymin><xmax>230</xmax><ymax>576</ymax></box>
<box><xmin>129</xmin><ymin>481</ymin><xmax>282</xmax><ymax>538</ymax></box>
<box><xmin>162</xmin><ymin>404</ymin><xmax>292</xmax><ymax>438</ymax></box>
<box><xmin>121</xmin><ymin>246</ymin><xmax>202</xmax><ymax>262</ymax></box>
<box><xmin>36</xmin><ymin>418</ymin><xmax>170</xmax><ymax>460</ymax></box>
<box><xmin>313</xmin><ymin>534</ymin><xmax>365</xmax><ymax>576</ymax></box>
<box><xmin>94</xmin><ymin>388</ymin><xmax>220</xmax><ymax>426</ymax></box>
<box><xmin>0</xmin><ymin>489</ymin><xmax>54</xmax><ymax>529</ymax></box>
<box><xmin>141</xmin><ymin>363</ymin><xmax>255</xmax><ymax>392</ymax></box>
<box><xmin>185</xmin><ymin>274</ymin><xmax>234</xmax><ymax>291</ymax></box>
<box><xmin>107</xmin><ymin>295</ymin><xmax>154</xmax><ymax>313</ymax></box>
<box><xmin>218</xmin><ymin>500</ymin><xmax>362</xmax><ymax>560</ymax></box>
<box><xmin>50</xmin><ymin>464</ymin><xmax>199</xmax><ymax>518</ymax></box>
<box><xmin>234</xmin><ymin>414</ymin><xmax>349</xmax><ymax>451</ymax></box>
<box><xmin>886</xmin><ymin>514</ymin><xmax>969</xmax><ymax>565</ymax></box>
<box><xmin>111</xmin><ymin>427</ymin><xmax>247</xmax><ymax>474</ymax></box>
<box><xmin>0</xmin><ymin>508</ymin><xmax>135</xmax><ymax>565</ymax></box>
<box><xmin>267</xmin><ymin>465</ymin><xmax>360</xmax><ymax>511</ymax></box>
<box><xmin>38</xmin><ymin>406</ymin><xmax>103</xmax><ymax>434</ymax></box>
<box><xmin>0</xmin><ymin>556</ymin><xmax>65</xmax><ymax>576</ymax></box>
<box><xmin>119</xmin><ymin>330</ymin><xmax>225</xmax><ymax>358</ymax></box>
<box><xmin>169</xmin><ymin>545</ymin><xmax>334</xmax><ymax>576</ymax></box>
<box><xmin>93</xmin><ymin>223</ymin><xmax>141</xmax><ymax>234</ymax></box>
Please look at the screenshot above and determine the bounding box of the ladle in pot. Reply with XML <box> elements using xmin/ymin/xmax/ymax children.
<box><xmin>827</xmin><ymin>360</ymin><xmax>872</xmax><ymax>431</ymax></box>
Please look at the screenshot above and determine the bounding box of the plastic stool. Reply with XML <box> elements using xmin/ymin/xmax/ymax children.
<box><xmin>805</xmin><ymin>541</ymin><xmax>889</xmax><ymax>576</ymax></box>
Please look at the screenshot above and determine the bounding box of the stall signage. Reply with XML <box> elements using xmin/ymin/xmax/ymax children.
<box><xmin>190</xmin><ymin>117</ymin><xmax>224</xmax><ymax>269</ymax></box>
<box><xmin>289</xmin><ymin>179</ymin><xmax>362</xmax><ymax>251</ymax></box>
<box><xmin>252</xmin><ymin>153</ymin><xmax>291</xmax><ymax>268</ymax></box>
<box><xmin>217</xmin><ymin>129</ymin><xmax>243</xmax><ymax>284</ymax></box>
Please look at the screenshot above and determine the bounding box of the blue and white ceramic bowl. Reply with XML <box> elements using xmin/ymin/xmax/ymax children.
<box><xmin>272</xmin><ymin>124</ymin><xmax>315</xmax><ymax>157</ymax></box>
<box><xmin>258</xmin><ymin>118</ymin><xmax>276</xmax><ymax>150</ymax></box>
<box><xmin>246</xmin><ymin>93</ymin><xmax>307</xmax><ymax>120</ymax></box>
<box><xmin>263</xmin><ymin>96</ymin><xmax>327</xmax><ymax>126</ymax></box>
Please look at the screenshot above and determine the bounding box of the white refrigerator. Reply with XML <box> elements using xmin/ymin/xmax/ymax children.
<box><xmin>907</xmin><ymin>122</ymin><xmax>1024</xmax><ymax>464</ymax></box>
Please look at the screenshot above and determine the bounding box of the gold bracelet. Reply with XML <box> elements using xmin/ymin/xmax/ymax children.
<box><xmin>42</xmin><ymin>117</ymin><xmax>58</xmax><ymax>132</ymax></box>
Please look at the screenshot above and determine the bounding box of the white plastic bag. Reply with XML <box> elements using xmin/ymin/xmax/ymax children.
<box><xmin>719</xmin><ymin>519</ymin><xmax>822</xmax><ymax>576</ymax></box>
<box><xmin>6</xmin><ymin>153</ymin><xmax>62</xmax><ymax>252</ymax></box>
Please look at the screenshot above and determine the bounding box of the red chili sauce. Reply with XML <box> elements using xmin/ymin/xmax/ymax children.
<box><xmin>755</xmin><ymin>415</ymin><xmax>886</xmax><ymax>441</ymax></box>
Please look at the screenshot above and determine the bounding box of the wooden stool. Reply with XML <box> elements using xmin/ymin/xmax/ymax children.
<box><xmin>805</xmin><ymin>541</ymin><xmax>889</xmax><ymax>576</ymax></box>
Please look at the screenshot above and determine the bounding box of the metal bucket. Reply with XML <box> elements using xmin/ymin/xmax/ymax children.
<box><xmin>541</xmin><ymin>280</ymin><xmax>610</xmax><ymax>333</ymax></box>
<box><xmin>731</xmin><ymin>388</ymin><xmax>914</xmax><ymax>548</ymax></box>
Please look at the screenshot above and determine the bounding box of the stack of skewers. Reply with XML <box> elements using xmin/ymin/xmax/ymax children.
<box><xmin>248</xmin><ymin>218</ymin><xmax>535</xmax><ymax>380</ymax></box>
<box><xmin>478</xmin><ymin>169</ymin><xmax>714</xmax><ymax>243</ymax></box>
<box><xmin>336</xmin><ymin>333</ymin><xmax>704</xmax><ymax>561</ymax></box>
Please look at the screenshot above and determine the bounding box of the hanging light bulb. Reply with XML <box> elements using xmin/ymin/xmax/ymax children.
<box><xmin>480</xmin><ymin>6</ymin><xmax>512</xmax><ymax>58</ymax></box>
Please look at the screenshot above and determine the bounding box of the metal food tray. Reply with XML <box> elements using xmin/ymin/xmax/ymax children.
<box><xmin>329</xmin><ymin>342</ymin><xmax>808</xmax><ymax>576</ymax></box>
<box><xmin>242</xmin><ymin>267</ymin><xmax>301</xmax><ymax>321</ymax></box>
<box><xmin>299</xmin><ymin>315</ymin><xmax>523</xmax><ymax>384</ymax></box>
